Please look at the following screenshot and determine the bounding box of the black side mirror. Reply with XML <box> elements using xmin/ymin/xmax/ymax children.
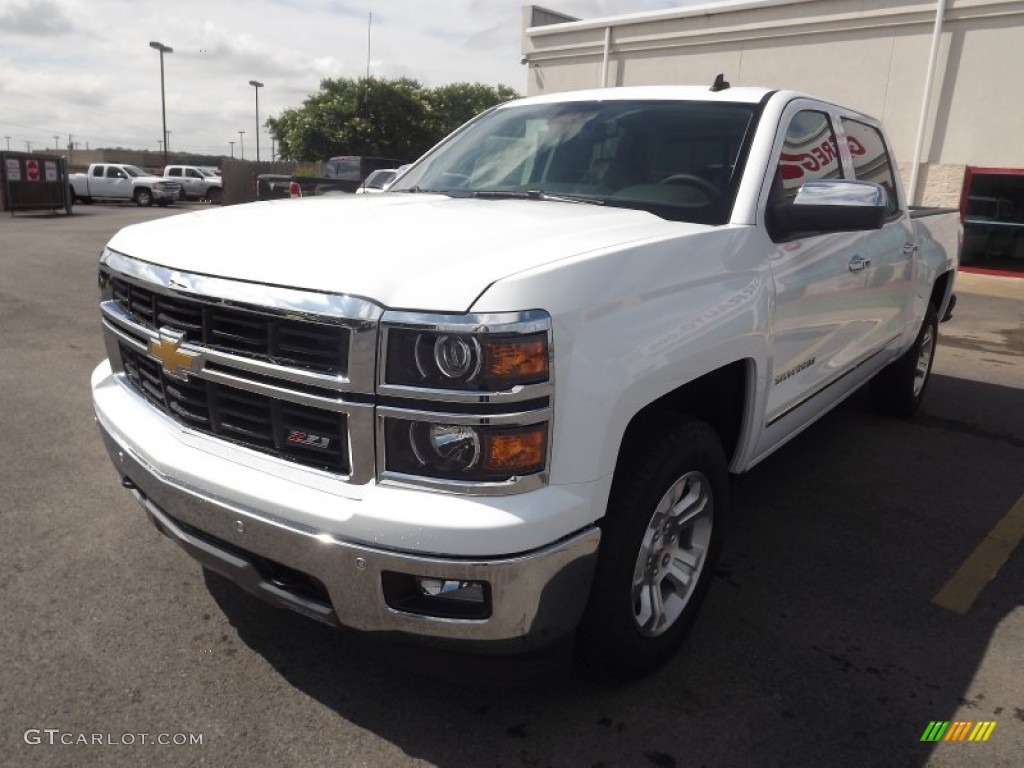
<box><xmin>769</xmin><ymin>180</ymin><xmax>888</xmax><ymax>240</ymax></box>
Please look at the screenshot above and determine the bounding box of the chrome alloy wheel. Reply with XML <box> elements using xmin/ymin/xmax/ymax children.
<box><xmin>631</xmin><ymin>470</ymin><xmax>713</xmax><ymax>637</ymax></box>
<box><xmin>913</xmin><ymin>323</ymin><xmax>935</xmax><ymax>397</ymax></box>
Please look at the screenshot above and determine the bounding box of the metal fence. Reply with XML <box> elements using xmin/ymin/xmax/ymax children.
<box><xmin>221</xmin><ymin>159</ymin><xmax>296</xmax><ymax>206</ymax></box>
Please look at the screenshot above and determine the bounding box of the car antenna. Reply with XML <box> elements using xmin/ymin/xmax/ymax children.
<box><xmin>710</xmin><ymin>73</ymin><xmax>730</xmax><ymax>92</ymax></box>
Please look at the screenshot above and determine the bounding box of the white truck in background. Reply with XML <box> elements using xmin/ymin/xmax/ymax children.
<box><xmin>92</xmin><ymin>85</ymin><xmax>959</xmax><ymax>680</ymax></box>
<box><xmin>69</xmin><ymin>164</ymin><xmax>181</xmax><ymax>207</ymax></box>
<box><xmin>163</xmin><ymin>165</ymin><xmax>222</xmax><ymax>203</ymax></box>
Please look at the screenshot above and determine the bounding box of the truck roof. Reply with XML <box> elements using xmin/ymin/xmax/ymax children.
<box><xmin>509</xmin><ymin>85</ymin><xmax>775</xmax><ymax>107</ymax></box>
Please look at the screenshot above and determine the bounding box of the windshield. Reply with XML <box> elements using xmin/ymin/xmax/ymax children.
<box><xmin>122</xmin><ymin>166</ymin><xmax>147</xmax><ymax>177</ymax></box>
<box><xmin>391</xmin><ymin>99</ymin><xmax>758</xmax><ymax>224</ymax></box>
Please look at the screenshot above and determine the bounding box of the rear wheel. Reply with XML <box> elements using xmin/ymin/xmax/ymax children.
<box><xmin>134</xmin><ymin>188</ymin><xmax>153</xmax><ymax>207</ymax></box>
<box><xmin>578</xmin><ymin>416</ymin><xmax>728</xmax><ymax>681</ymax></box>
<box><xmin>869</xmin><ymin>305</ymin><xmax>938</xmax><ymax>418</ymax></box>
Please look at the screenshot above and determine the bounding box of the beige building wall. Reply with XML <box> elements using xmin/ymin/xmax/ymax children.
<box><xmin>523</xmin><ymin>0</ymin><xmax>1024</xmax><ymax>206</ymax></box>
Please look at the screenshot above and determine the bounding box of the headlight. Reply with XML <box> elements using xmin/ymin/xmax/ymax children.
<box><xmin>379</xmin><ymin>310</ymin><xmax>552</xmax><ymax>491</ymax></box>
<box><xmin>386</xmin><ymin>330</ymin><xmax>548</xmax><ymax>390</ymax></box>
<box><xmin>384</xmin><ymin>419</ymin><xmax>547</xmax><ymax>481</ymax></box>
<box><xmin>382</xmin><ymin>311</ymin><xmax>550</xmax><ymax>392</ymax></box>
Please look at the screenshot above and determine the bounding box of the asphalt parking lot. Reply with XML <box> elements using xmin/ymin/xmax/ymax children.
<box><xmin>1</xmin><ymin>204</ymin><xmax>1021</xmax><ymax>768</ymax></box>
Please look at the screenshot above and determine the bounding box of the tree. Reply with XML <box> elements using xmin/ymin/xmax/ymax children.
<box><xmin>267</xmin><ymin>77</ymin><xmax>519</xmax><ymax>162</ymax></box>
<box><xmin>424</xmin><ymin>82</ymin><xmax>521</xmax><ymax>140</ymax></box>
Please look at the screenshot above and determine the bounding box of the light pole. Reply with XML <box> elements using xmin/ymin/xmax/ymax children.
<box><xmin>248</xmin><ymin>80</ymin><xmax>264</xmax><ymax>162</ymax></box>
<box><xmin>53</xmin><ymin>135</ymin><xmax>60</xmax><ymax>150</ymax></box>
<box><xmin>158</xmin><ymin>139</ymin><xmax>163</xmax><ymax>154</ymax></box>
<box><xmin>3</xmin><ymin>136</ymin><xmax>9</xmax><ymax>151</ymax></box>
<box><xmin>149</xmin><ymin>41</ymin><xmax>173</xmax><ymax>164</ymax></box>
<box><xmin>229</xmin><ymin>141</ymin><xmax>235</xmax><ymax>158</ymax></box>
<box><xmin>238</xmin><ymin>131</ymin><xmax>245</xmax><ymax>160</ymax></box>
<box><xmin>25</xmin><ymin>141</ymin><xmax>31</xmax><ymax>152</ymax></box>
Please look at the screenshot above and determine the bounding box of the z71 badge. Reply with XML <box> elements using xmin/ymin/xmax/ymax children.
<box><xmin>287</xmin><ymin>430</ymin><xmax>332</xmax><ymax>450</ymax></box>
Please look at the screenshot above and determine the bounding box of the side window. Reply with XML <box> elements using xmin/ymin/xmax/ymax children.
<box><xmin>106</xmin><ymin>167</ymin><xmax>123</xmax><ymax>178</ymax></box>
<box><xmin>186</xmin><ymin>169</ymin><xmax>202</xmax><ymax>178</ymax></box>
<box><xmin>168</xmin><ymin>168</ymin><xmax>181</xmax><ymax>177</ymax></box>
<box><xmin>92</xmin><ymin>166</ymin><xmax>104</xmax><ymax>177</ymax></box>
<box><xmin>773</xmin><ymin>110</ymin><xmax>842</xmax><ymax>204</ymax></box>
<box><xmin>840</xmin><ymin>118</ymin><xmax>900</xmax><ymax>217</ymax></box>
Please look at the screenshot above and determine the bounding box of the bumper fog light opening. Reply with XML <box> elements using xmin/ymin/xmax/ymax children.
<box><xmin>382</xmin><ymin>571</ymin><xmax>492</xmax><ymax>620</ymax></box>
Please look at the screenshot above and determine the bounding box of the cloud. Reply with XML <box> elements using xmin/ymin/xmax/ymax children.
<box><xmin>0</xmin><ymin>0</ymin><xmax>692</xmax><ymax>154</ymax></box>
<box><xmin>0</xmin><ymin>0</ymin><xmax>75</xmax><ymax>35</ymax></box>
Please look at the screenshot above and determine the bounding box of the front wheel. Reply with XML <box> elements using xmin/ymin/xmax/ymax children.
<box><xmin>134</xmin><ymin>188</ymin><xmax>153</xmax><ymax>207</ymax></box>
<box><xmin>869</xmin><ymin>305</ymin><xmax>939</xmax><ymax>418</ymax></box>
<box><xmin>578</xmin><ymin>416</ymin><xmax>728</xmax><ymax>681</ymax></box>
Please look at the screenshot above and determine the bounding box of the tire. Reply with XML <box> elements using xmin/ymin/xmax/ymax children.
<box><xmin>79</xmin><ymin>196</ymin><xmax>94</xmax><ymax>205</ymax></box>
<box><xmin>134</xmin><ymin>188</ymin><xmax>153</xmax><ymax>207</ymax></box>
<box><xmin>869</xmin><ymin>305</ymin><xmax>939</xmax><ymax>418</ymax></box>
<box><xmin>578</xmin><ymin>416</ymin><xmax>729</xmax><ymax>681</ymax></box>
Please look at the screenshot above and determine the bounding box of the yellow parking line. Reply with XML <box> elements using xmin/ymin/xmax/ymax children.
<box><xmin>932</xmin><ymin>493</ymin><xmax>1024</xmax><ymax>614</ymax></box>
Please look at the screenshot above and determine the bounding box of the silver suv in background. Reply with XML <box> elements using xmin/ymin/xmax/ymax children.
<box><xmin>355</xmin><ymin>168</ymin><xmax>400</xmax><ymax>194</ymax></box>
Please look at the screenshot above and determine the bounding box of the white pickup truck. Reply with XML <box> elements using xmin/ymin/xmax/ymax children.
<box><xmin>91</xmin><ymin>85</ymin><xmax>959</xmax><ymax>679</ymax></box>
<box><xmin>163</xmin><ymin>165</ymin><xmax>222</xmax><ymax>203</ymax></box>
<box><xmin>70</xmin><ymin>164</ymin><xmax>181</xmax><ymax>207</ymax></box>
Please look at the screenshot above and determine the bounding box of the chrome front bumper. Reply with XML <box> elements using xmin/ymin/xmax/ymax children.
<box><xmin>97</xmin><ymin>421</ymin><xmax>600</xmax><ymax>652</ymax></box>
<box><xmin>152</xmin><ymin>186</ymin><xmax>179</xmax><ymax>201</ymax></box>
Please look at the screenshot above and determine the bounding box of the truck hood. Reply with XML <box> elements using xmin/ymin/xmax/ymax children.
<box><xmin>106</xmin><ymin>194</ymin><xmax>704</xmax><ymax>311</ymax></box>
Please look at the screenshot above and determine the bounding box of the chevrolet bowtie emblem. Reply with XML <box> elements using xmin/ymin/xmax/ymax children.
<box><xmin>148</xmin><ymin>329</ymin><xmax>201</xmax><ymax>378</ymax></box>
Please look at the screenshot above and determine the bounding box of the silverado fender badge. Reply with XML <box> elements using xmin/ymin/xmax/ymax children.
<box><xmin>148</xmin><ymin>328</ymin><xmax>202</xmax><ymax>379</ymax></box>
<box><xmin>773</xmin><ymin>356</ymin><xmax>816</xmax><ymax>385</ymax></box>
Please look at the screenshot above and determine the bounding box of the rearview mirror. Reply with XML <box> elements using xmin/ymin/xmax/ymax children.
<box><xmin>769</xmin><ymin>180</ymin><xmax>888</xmax><ymax>239</ymax></box>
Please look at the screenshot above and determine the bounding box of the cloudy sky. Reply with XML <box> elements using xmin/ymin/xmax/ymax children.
<box><xmin>0</xmin><ymin>0</ymin><xmax>711</xmax><ymax>158</ymax></box>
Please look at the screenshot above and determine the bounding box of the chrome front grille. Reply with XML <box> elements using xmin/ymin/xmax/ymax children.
<box><xmin>111</xmin><ymin>276</ymin><xmax>349</xmax><ymax>374</ymax></box>
<box><xmin>99</xmin><ymin>249</ymin><xmax>382</xmax><ymax>483</ymax></box>
<box><xmin>120</xmin><ymin>343</ymin><xmax>349</xmax><ymax>473</ymax></box>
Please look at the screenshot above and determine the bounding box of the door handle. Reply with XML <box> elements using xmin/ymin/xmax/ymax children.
<box><xmin>902</xmin><ymin>243</ymin><xmax>919</xmax><ymax>254</ymax></box>
<box><xmin>848</xmin><ymin>255</ymin><xmax>871</xmax><ymax>272</ymax></box>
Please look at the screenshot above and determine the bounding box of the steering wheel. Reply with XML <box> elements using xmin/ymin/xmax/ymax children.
<box><xmin>659</xmin><ymin>174</ymin><xmax>721</xmax><ymax>200</ymax></box>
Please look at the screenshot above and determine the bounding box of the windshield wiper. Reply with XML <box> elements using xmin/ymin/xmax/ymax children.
<box><xmin>391</xmin><ymin>186</ymin><xmax>451</xmax><ymax>195</ymax></box>
<box><xmin>470</xmin><ymin>189</ymin><xmax>604</xmax><ymax>206</ymax></box>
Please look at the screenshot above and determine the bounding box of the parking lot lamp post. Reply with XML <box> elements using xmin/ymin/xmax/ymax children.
<box><xmin>149</xmin><ymin>41</ymin><xmax>173</xmax><ymax>164</ymax></box>
<box><xmin>248</xmin><ymin>81</ymin><xmax>264</xmax><ymax>162</ymax></box>
<box><xmin>229</xmin><ymin>141</ymin><xmax>235</xmax><ymax>158</ymax></box>
<box><xmin>238</xmin><ymin>131</ymin><xmax>245</xmax><ymax>161</ymax></box>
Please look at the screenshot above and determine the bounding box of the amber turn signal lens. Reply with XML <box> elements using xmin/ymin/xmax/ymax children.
<box><xmin>483</xmin><ymin>335</ymin><xmax>548</xmax><ymax>386</ymax></box>
<box><xmin>482</xmin><ymin>426</ymin><xmax>547</xmax><ymax>473</ymax></box>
